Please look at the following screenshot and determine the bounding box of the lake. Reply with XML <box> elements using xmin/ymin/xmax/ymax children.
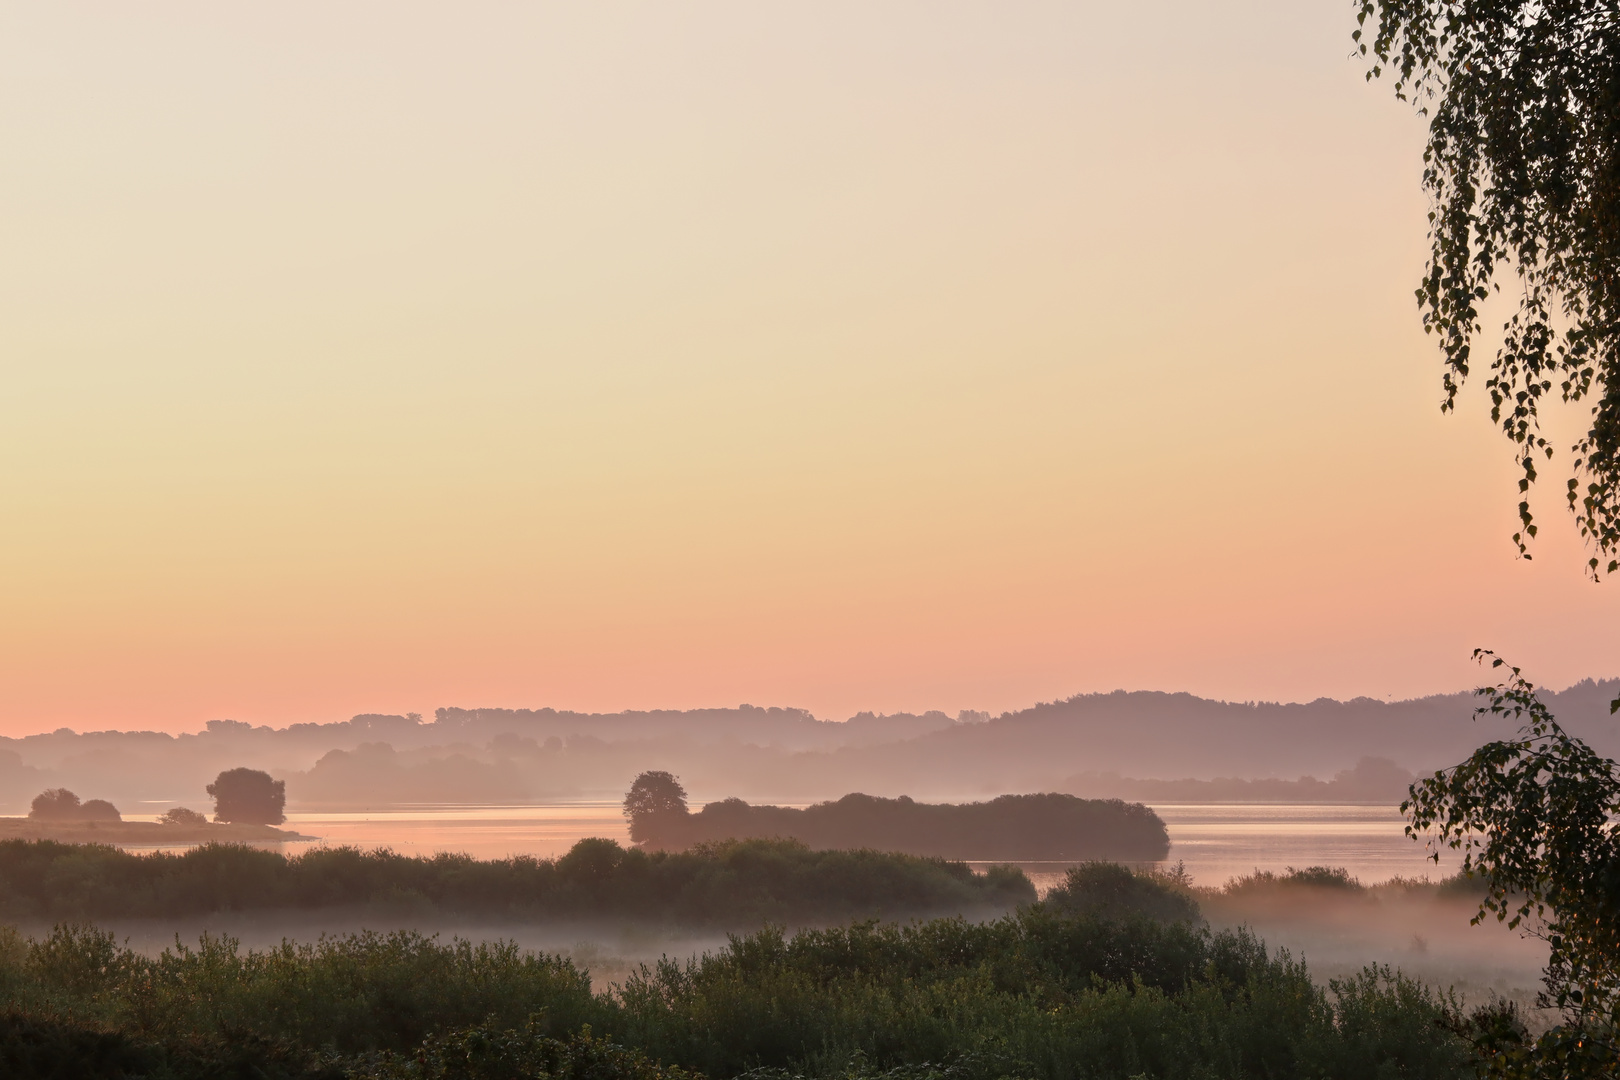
<box><xmin>125</xmin><ymin>801</ymin><xmax>1458</xmax><ymax>889</ymax></box>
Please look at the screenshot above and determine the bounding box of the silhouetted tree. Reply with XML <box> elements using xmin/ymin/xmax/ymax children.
<box><xmin>28</xmin><ymin>789</ymin><xmax>81</xmax><ymax>820</ymax></box>
<box><xmin>623</xmin><ymin>771</ymin><xmax>688</xmax><ymax>846</ymax></box>
<box><xmin>78</xmin><ymin>799</ymin><xmax>120</xmax><ymax>822</ymax></box>
<box><xmin>207</xmin><ymin>768</ymin><xmax>286</xmax><ymax>825</ymax></box>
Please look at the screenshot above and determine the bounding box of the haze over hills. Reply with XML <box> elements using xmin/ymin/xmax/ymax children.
<box><xmin>2</xmin><ymin>680</ymin><xmax>1615</xmax><ymax>814</ymax></box>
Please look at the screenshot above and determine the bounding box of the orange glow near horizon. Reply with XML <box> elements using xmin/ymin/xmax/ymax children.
<box><xmin>2</xmin><ymin>2</ymin><xmax>1616</xmax><ymax>736</ymax></box>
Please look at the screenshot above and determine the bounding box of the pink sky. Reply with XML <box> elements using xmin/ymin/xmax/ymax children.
<box><xmin>1</xmin><ymin>2</ymin><xmax>1615</xmax><ymax>736</ymax></box>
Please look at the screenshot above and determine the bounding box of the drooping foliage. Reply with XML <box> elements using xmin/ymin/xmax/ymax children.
<box><xmin>1404</xmin><ymin>651</ymin><xmax>1620</xmax><ymax>1075</ymax></box>
<box><xmin>1356</xmin><ymin>0</ymin><xmax>1620</xmax><ymax>572</ymax></box>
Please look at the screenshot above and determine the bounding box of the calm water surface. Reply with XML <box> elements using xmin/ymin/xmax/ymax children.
<box><xmin>128</xmin><ymin>802</ymin><xmax>1456</xmax><ymax>888</ymax></box>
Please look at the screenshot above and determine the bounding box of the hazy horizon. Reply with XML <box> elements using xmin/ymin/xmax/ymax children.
<box><xmin>6</xmin><ymin>673</ymin><xmax>1620</xmax><ymax>740</ymax></box>
<box><xmin>4</xmin><ymin>1</ymin><xmax>1619</xmax><ymax>739</ymax></box>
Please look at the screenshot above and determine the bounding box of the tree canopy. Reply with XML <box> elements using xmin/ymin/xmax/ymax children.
<box><xmin>1404</xmin><ymin>653</ymin><xmax>1620</xmax><ymax>1073</ymax></box>
<box><xmin>1357</xmin><ymin>0</ymin><xmax>1620</xmax><ymax>573</ymax></box>
<box><xmin>206</xmin><ymin>768</ymin><xmax>286</xmax><ymax>825</ymax></box>
<box><xmin>622</xmin><ymin>770</ymin><xmax>689</xmax><ymax>845</ymax></box>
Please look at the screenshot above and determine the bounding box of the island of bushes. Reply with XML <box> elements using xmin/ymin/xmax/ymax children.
<box><xmin>623</xmin><ymin>771</ymin><xmax>1170</xmax><ymax>860</ymax></box>
<box><xmin>2</xmin><ymin>771</ymin><xmax>310</xmax><ymax>845</ymax></box>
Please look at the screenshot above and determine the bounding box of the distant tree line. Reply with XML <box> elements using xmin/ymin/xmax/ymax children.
<box><xmin>1066</xmin><ymin>756</ymin><xmax>1416</xmax><ymax>804</ymax></box>
<box><xmin>0</xmin><ymin>837</ymin><xmax>1031</xmax><ymax>925</ymax></box>
<box><xmin>624</xmin><ymin>772</ymin><xmax>1170</xmax><ymax>860</ymax></box>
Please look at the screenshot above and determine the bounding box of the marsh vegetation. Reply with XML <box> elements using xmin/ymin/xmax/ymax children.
<box><xmin>0</xmin><ymin>838</ymin><xmax>1032</xmax><ymax>926</ymax></box>
<box><xmin>0</xmin><ymin>869</ymin><xmax>1487</xmax><ymax>1080</ymax></box>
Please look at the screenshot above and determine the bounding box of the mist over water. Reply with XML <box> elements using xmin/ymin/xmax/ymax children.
<box><xmin>69</xmin><ymin>799</ymin><xmax>1546</xmax><ymax>1015</ymax></box>
<box><xmin>114</xmin><ymin>800</ymin><xmax>1457</xmax><ymax>883</ymax></box>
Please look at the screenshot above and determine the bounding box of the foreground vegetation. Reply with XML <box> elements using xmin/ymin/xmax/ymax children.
<box><xmin>0</xmin><ymin>891</ymin><xmax>1483</xmax><ymax>1080</ymax></box>
<box><xmin>0</xmin><ymin>837</ymin><xmax>1032</xmax><ymax>925</ymax></box>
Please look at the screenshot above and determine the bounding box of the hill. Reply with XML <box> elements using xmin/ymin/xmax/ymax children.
<box><xmin>3</xmin><ymin>679</ymin><xmax>1615</xmax><ymax>810</ymax></box>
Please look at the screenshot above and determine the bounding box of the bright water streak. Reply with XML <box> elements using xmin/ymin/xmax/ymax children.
<box><xmin>124</xmin><ymin>802</ymin><xmax>1458</xmax><ymax>889</ymax></box>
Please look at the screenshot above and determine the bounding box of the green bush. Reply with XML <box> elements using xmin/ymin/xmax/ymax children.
<box><xmin>607</xmin><ymin>909</ymin><xmax>1474</xmax><ymax>1080</ymax></box>
<box><xmin>1041</xmin><ymin>862</ymin><xmax>1200</xmax><ymax>923</ymax></box>
<box><xmin>0</xmin><ymin>902</ymin><xmax>1479</xmax><ymax>1080</ymax></box>
<box><xmin>4</xmin><ymin>925</ymin><xmax>596</xmax><ymax>1054</ymax></box>
<box><xmin>1223</xmin><ymin>866</ymin><xmax>1366</xmax><ymax>896</ymax></box>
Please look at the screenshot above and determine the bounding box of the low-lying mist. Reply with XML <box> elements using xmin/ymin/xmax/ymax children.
<box><xmin>1198</xmin><ymin>874</ymin><xmax>1548</xmax><ymax>1017</ymax></box>
<box><xmin>7</xmin><ymin>860</ymin><xmax>1549</xmax><ymax>1014</ymax></box>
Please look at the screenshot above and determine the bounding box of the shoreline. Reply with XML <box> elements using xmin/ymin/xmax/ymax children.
<box><xmin>0</xmin><ymin>818</ymin><xmax>316</xmax><ymax>844</ymax></box>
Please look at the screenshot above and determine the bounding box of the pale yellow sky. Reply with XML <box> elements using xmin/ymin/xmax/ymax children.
<box><xmin>2</xmin><ymin>2</ymin><xmax>1615</xmax><ymax>734</ymax></box>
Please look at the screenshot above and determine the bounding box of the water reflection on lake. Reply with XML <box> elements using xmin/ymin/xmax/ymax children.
<box><xmin>281</xmin><ymin>804</ymin><xmax>630</xmax><ymax>860</ymax></box>
<box><xmin>121</xmin><ymin>802</ymin><xmax>1459</xmax><ymax>891</ymax></box>
<box><xmin>1150</xmin><ymin>803</ymin><xmax>1457</xmax><ymax>886</ymax></box>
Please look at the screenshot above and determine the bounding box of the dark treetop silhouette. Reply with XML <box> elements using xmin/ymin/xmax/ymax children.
<box><xmin>207</xmin><ymin>767</ymin><xmax>286</xmax><ymax>825</ymax></box>
<box><xmin>26</xmin><ymin>789</ymin><xmax>119</xmax><ymax>823</ymax></box>
<box><xmin>622</xmin><ymin>772</ymin><xmax>1170</xmax><ymax>861</ymax></box>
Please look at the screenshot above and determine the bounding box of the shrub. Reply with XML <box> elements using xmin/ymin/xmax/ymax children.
<box><xmin>0</xmin><ymin>908</ymin><xmax>1478</xmax><ymax>1080</ymax></box>
<box><xmin>78</xmin><ymin>799</ymin><xmax>121</xmax><ymax>822</ymax></box>
<box><xmin>1223</xmin><ymin>866</ymin><xmax>1366</xmax><ymax>896</ymax></box>
<box><xmin>1041</xmin><ymin>862</ymin><xmax>1201</xmax><ymax>923</ymax></box>
<box><xmin>160</xmin><ymin>806</ymin><xmax>210</xmax><ymax>826</ymax></box>
<box><xmin>26</xmin><ymin>789</ymin><xmax>81</xmax><ymax>820</ymax></box>
<box><xmin>24</xmin><ymin>790</ymin><xmax>119</xmax><ymax>822</ymax></box>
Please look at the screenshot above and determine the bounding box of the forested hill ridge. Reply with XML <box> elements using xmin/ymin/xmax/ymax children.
<box><xmin>3</xmin><ymin>679</ymin><xmax>1616</xmax><ymax>813</ymax></box>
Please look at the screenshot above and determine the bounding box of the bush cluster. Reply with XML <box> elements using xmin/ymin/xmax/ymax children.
<box><xmin>1041</xmin><ymin>861</ymin><xmax>1200</xmax><ymax>924</ymax></box>
<box><xmin>0</xmin><ymin>838</ymin><xmax>1033</xmax><ymax>925</ymax></box>
<box><xmin>0</xmin><ymin>896</ymin><xmax>1480</xmax><ymax>1080</ymax></box>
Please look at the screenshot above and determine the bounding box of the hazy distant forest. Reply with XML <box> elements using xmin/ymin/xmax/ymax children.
<box><xmin>3</xmin><ymin>681</ymin><xmax>1617</xmax><ymax>813</ymax></box>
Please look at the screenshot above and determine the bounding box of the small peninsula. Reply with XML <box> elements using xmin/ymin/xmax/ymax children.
<box><xmin>0</xmin><ymin>818</ymin><xmax>315</xmax><ymax>845</ymax></box>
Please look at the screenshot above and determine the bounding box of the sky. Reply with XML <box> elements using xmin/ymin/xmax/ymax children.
<box><xmin>2</xmin><ymin>1</ymin><xmax>1616</xmax><ymax>736</ymax></box>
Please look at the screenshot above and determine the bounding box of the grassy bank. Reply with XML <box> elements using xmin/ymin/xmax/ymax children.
<box><xmin>0</xmin><ymin>837</ymin><xmax>1032</xmax><ymax>926</ymax></box>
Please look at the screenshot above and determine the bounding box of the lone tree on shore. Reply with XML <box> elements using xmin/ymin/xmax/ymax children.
<box><xmin>623</xmin><ymin>770</ymin><xmax>689</xmax><ymax>846</ymax></box>
<box><xmin>207</xmin><ymin>768</ymin><xmax>286</xmax><ymax>825</ymax></box>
